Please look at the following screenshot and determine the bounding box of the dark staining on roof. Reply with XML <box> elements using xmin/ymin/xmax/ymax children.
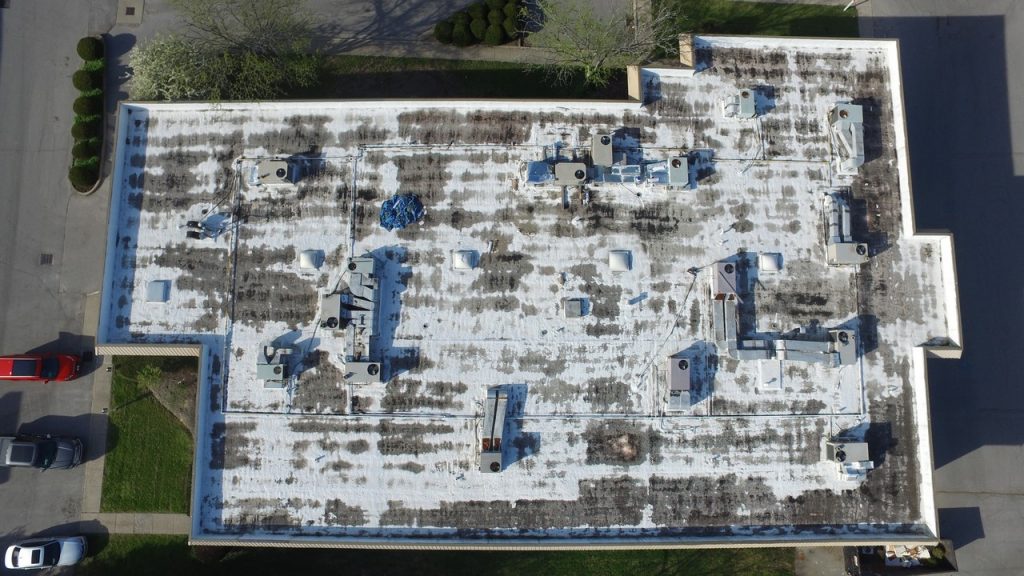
<box><xmin>209</xmin><ymin>421</ymin><xmax>260</xmax><ymax>470</ymax></box>
<box><xmin>381</xmin><ymin>379</ymin><xmax>467</xmax><ymax>412</ymax></box>
<box><xmin>583</xmin><ymin>421</ymin><xmax>664</xmax><ymax>466</ymax></box>
<box><xmin>323</xmin><ymin>500</ymin><xmax>369</xmax><ymax>526</ymax></box>
<box><xmin>380</xmin><ymin>477</ymin><xmax>647</xmax><ymax>530</ymax></box>
<box><xmin>293</xmin><ymin>351</ymin><xmax>348</xmax><ymax>414</ymax></box>
<box><xmin>397</xmin><ymin>110</ymin><xmax>531</xmax><ymax>145</ymax></box>
<box><xmin>376</xmin><ymin>420</ymin><xmax>456</xmax><ymax>456</ymax></box>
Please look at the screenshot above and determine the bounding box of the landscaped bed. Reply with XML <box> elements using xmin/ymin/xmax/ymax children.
<box><xmin>79</xmin><ymin>534</ymin><xmax>795</xmax><ymax>576</ymax></box>
<box><xmin>101</xmin><ymin>356</ymin><xmax>196</xmax><ymax>514</ymax></box>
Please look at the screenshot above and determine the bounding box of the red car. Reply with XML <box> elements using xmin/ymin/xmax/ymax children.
<box><xmin>0</xmin><ymin>354</ymin><xmax>81</xmax><ymax>382</ymax></box>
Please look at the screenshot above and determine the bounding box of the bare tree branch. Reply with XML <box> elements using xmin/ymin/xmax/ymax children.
<box><xmin>523</xmin><ymin>0</ymin><xmax>680</xmax><ymax>86</ymax></box>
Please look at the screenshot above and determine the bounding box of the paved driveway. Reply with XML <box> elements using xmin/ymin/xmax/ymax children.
<box><xmin>0</xmin><ymin>0</ymin><xmax>114</xmax><ymax>555</ymax></box>
<box><xmin>864</xmin><ymin>1</ymin><xmax>1024</xmax><ymax>574</ymax></box>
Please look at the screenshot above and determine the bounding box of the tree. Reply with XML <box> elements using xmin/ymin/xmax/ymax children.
<box><xmin>523</xmin><ymin>0</ymin><xmax>679</xmax><ymax>86</ymax></box>
<box><xmin>77</xmin><ymin>37</ymin><xmax>104</xmax><ymax>61</ymax></box>
<box><xmin>128</xmin><ymin>0</ymin><xmax>321</xmax><ymax>101</ymax></box>
<box><xmin>168</xmin><ymin>0</ymin><xmax>313</xmax><ymax>57</ymax></box>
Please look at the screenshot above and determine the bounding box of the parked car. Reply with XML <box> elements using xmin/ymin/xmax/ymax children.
<box><xmin>4</xmin><ymin>536</ymin><xmax>87</xmax><ymax>569</ymax></box>
<box><xmin>0</xmin><ymin>435</ymin><xmax>84</xmax><ymax>469</ymax></box>
<box><xmin>0</xmin><ymin>354</ymin><xmax>81</xmax><ymax>382</ymax></box>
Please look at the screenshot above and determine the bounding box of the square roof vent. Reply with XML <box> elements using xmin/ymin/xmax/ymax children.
<box><xmin>608</xmin><ymin>250</ymin><xmax>631</xmax><ymax>272</ymax></box>
<box><xmin>146</xmin><ymin>280</ymin><xmax>170</xmax><ymax>303</ymax></box>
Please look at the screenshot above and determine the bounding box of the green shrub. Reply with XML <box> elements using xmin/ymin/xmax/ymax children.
<box><xmin>467</xmin><ymin>2</ymin><xmax>486</xmax><ymax>20</ymax></box>
<box><xmin>69</xmin><ymin>164</ymin><xmax>98</xmax><ymax>190</ymax></box>
<box><xmin>71</xmin><ymin>120</ymin><xmax>99</xmax><ymax>139</ymax></box>
<box><xmin>484</xmin><ymin>24</ymin><xmax>506</xmax><ymax>45</ymax></box>
<box><xmin>77</xmin><ymin>36</ymin><xmax>104</xmax><ymax>60</ymax></box>
<box><xmin>452</xmin><ymin>22</ymin><xmax>474</xmax><ymax>46</ymax></box>
<box><xmin>72</xmin><ymin>140</ymin><xmax>99</xmax><ymax>159</ymax></box>
<box><xmin>488</xmin><ymin>8</ymin><xmax>504</xmax><ymax>24</ymax></box>
<box><xmin>452</xmin><ymin>11</ymin><xmax>470</xmax><ymax>26</ymax></box>
<box><xmin>470</xmin><ymin>17</ymin><xmax>487</xmax><ymax>40</ymax></box>
<box><xmin>73</xmin><ymin>95</ymin><xmax>102</xmax><ymax>116</ymax></box>
<box><xmin>72</xmin><ymin>69</ymin><xmax>101</xmax><ymax>91</ymax></box>
<box><xmin>503</xmin><ymin>16</ymin><xmax>518</xmax><ymax>38</ymax></box>
<box><xmin>503</xmin><ymin>1</ymin><xmax>518</xmax><ymax>18</ymax></box>
<box><xmin>433</xmin><ymin>20</ymin><xmax>454</xmax><ymax>44</ymax></box>
<box><xmin>486</xmin><ymin>0</ymin><xmax>505</xmax><ymax>10</ymax></box>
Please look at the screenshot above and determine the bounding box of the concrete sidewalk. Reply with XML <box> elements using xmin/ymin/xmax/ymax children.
<box><xmin>78</xmin><ymin>512</ymin><xmax>191</xmax><ymax>535</ymax></box>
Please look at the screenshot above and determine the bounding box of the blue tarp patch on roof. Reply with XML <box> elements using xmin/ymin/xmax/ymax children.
<box><xmin>380</xmin><ymin>194</ymin><xmax>425</xmax><ymax>231</ymax></box>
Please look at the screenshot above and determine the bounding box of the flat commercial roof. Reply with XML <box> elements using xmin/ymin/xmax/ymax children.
<box><xmin>99</xmin><ymin>35</ymin><xmax>961</xmax><ymax>547</ymax></box>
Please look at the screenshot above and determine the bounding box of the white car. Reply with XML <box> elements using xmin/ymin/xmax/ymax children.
<box><xmin>4</xmin><ymin>536</ymin><xmax>87</xmax><ymax>570</ymax></box>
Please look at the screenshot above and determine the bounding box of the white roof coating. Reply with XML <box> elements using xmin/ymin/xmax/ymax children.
<box><xmin>99</xmin><ymin>35</ymin><xmax>962</xmax><ymax>547</ymax></box>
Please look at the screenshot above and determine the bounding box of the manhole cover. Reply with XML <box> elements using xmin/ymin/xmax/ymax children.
<box><xmin>39</xmin><ymin>253</ymin><xmax>53</xmax><ymax>265</ymax></box>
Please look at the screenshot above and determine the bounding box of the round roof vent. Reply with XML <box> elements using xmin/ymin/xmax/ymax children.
<box><xmin>348</xmin><ymin>261</ymin><xmax>358</xmax><ymax>271</ymax></box>
<box><xmin>273</xmin><ymin>365</ymin><xmax>283</xmax><ymax>375</ymax></box>
<box><xmin>724</xmin><ymin>263</ymin><xmax>734</xmax><ymax>274</ymax></box>
<box><xmin>489</xmin><ymin>462</ymin><xmax>501</xmax><ymax>472</ymax></box>
<box><xmin>835</xmin><ymin>449</ymin><xmax>847</xmax><ymax>462</ymax></box>
<box><xmin>741</xmin><ymin>90</ymin><xmax>750</xmax><ymax>98</ymax></box>
<box><xmin>838</xmin><ymin>331</ymin><xmax>850</xmax><ymax>344</ymax></box>
<box><xmin>671</xmin><ymin>158</ymin><xmax>682</xmax><ymax>168</ymax></box>
<box><xmin>275</xmin><ymin>167</ymin><xmax>287</xmax><ymax>178</ymax></box>
<box><xmin>600</xmin><ymin>135</ymin><xmax>611</xmax><ymax>145</ymax></box>
<box><xmin>678</xmin><ymin>359</ymin><xmax>689</xmax><ymax>370</ymax></box>
<box><xmin>574</xmin><ymin>169</ymin><xmax>586</xmax><ymax>180</ymax></box>
<box><xmin>839</xmin><ymin>109</ymin><xmax>849</xmax><ymax>119</ymax></box>
<box><xmin>856</xmin><ymin>244</ymin><xmax>867</xmax><ymax>256</ymax></box>
<box><xmin>367</xmin><ymin>364</ymin><xmax>380</xmax><ymax>376</ymax></box>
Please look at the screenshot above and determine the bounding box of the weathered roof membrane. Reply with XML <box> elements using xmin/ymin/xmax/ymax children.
<box><xmin>98</xmin><ymin>35</ymin><xmax>962</xmax><ymax>548</ymax></box>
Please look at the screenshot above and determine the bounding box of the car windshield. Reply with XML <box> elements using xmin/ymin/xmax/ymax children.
<box><xmin>40</xmin><ymin>358</ymin><xmax>61</xmax><ymax>379</ymax></box>
<box><xmin>12</xmin><ymin>359</ymin><xmax>38</xmax><ymax>377</ymax></box>
<box><xmin>8</xmin><ymin>547</ymin><xmax>21</xmax><ymax>567</ymax></box>
<box><xmin>34</xmin><ymin>441</ymin><xmax>58</xmax><ymax>468</ymax></box>
<box><xmin>42</xmin><ymin>542</ymin><xmax>60</xmax><ymax>565</ymax></box>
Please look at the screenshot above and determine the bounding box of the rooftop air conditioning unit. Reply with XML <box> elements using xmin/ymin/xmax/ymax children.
<box><xmin>667</xmin><ymin>156</ymin><xmax>688</xmax><ymax>186</ymax></box>
<box><xmin>592</xmin><ymin>133</ymin><xmax>613</xmax><ymax>167</ymax></box>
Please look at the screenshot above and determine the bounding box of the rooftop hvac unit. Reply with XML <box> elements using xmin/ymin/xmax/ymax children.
<box><xmin>319</xmin><ymin>292</ymin><xmax>343</xmax><ymax>329</ymax></box>
<box><xmin>344</xmin><ymin>360</ymin><xmax>381</xmax><ymax>383</ymax></box>
<box><xmin>554</xmin><ymin>162</ymin><xmax>588</xmax><ymax>186</ymax></box>
<box><xmin>668</xmin><ymin>357</ymin><xmax>691</xmax><ymax>392</ymax></box>
<box><xmin>592</xmin><ymin>133</ymin><xmax>613</xmax><ymax>167</ymax></box>
<box><xmin>258</xmin><ymin>159</ymin><xmax>293</xmax><ymax>185</ymax></box>
<box><xmin>830</xmin><ymin>329</ymin><xmax>858</xmax><ymax>365</ymax></box>
<box><xmin>257</xmin><ymin>343</ymin><xmax>292</xmax><ymax>389</ymax></box>
<box><xmin>712</xmin><ymin>261</ymin><xmax>738</xmax><ymax>298</ymax></box>
<box><xmin>824</xmin><ymin>439</ymin><xmax>874</xmax><ymax>481</ymax></box>
<box><xmin>830</xmin><ymin>103</ymin><xmax>865</xmax><ymax>175</ymax></box>
<box><xmin>667</xmin><ymin>156</ymin><xmax>689</xmax><ymax>186</ymax></box>
<box><xmin>480</xmin><ymin>386</ymin><xmax>508</xmax><ymax>473</ymax></box>
<box><xmin>722</xmin><ymin>89</ymin><xmax>756</xmax><ymax>119</ymax></box>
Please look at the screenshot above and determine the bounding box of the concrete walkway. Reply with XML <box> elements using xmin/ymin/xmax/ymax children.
<box><xmin>78</xmin><ymin>513</ymin><xmax>191</xmax><ymax>535</ymax></box>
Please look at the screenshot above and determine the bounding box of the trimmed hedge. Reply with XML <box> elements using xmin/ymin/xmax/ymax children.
<box><xmin>470</xmin><ymin>17</ymin><xmax>487</xmax><ymax>41</ymax></box>
<box><xmin>69</xmin><ymin>165</ymin><xmax>99</xmax><ymax>190</ymax></box>
<box><xmin>77</xmin><ymin>36</ymin><xmax>104</xmax><ymax>60</ymax></box>
<box><xmin>435</xmin><ymin>1</ymin><xmax>519</xmax><ymax>47</ymax></box>
<box><xmin>72</xmin><ymin>140</ymin><xmax>99</xmax><ymax>159</ymax></box>
<box><xmin>72</xmin><ymin>69</ymin><xmax>101</xmax><ymax>91</ymax></box>
<box><xmin>73</xmin><ymin>95</ymin><xmax>103</xmax><ymax>116</ymax></box>
<box><xmin>467</xmin><ymin>2</ymin><xmax>486</xmax><ymax>20</ymax></box>
<box><xmin>484</xmin><ymin>24</ymin><xmax>506</xmax><ymax>46</ymax></box>
<box><xmin>72</xmin><ymin>120</ymin><xmax>100</xmax><ymax>139</ymax></box>
<box><xmin>452</xmin><ymin>22</ymin><xmax>474</xmax><ymax>46</ymax></box>
<box><xmin>434</xmin><ymin>20</ymin><xmax>454</xmax><ymax>44</ymax></box>
<box><xmin>503</xmin><ymin>16</ymin><xmax>518</xmax><ymax>39</ymax></box>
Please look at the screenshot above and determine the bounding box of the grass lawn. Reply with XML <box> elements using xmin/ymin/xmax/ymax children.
<box><xmin>101</xmin><ymin>356</ymin><xmax>195</xmax><ymax>513</ymax></box>
<box><xmin>664</xmin><ymin>0</ymin><xmax>859</xmax><ymax>38</ymax></box>
<box><xmin>79</xmin><ymin>535</ymin><xmax>794</xmax><ymax>576</ymax></box>
<box><xmin>290</xmin><ymin>55</ymin><xmax>626</xmax><ymax>100</ymax></box>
